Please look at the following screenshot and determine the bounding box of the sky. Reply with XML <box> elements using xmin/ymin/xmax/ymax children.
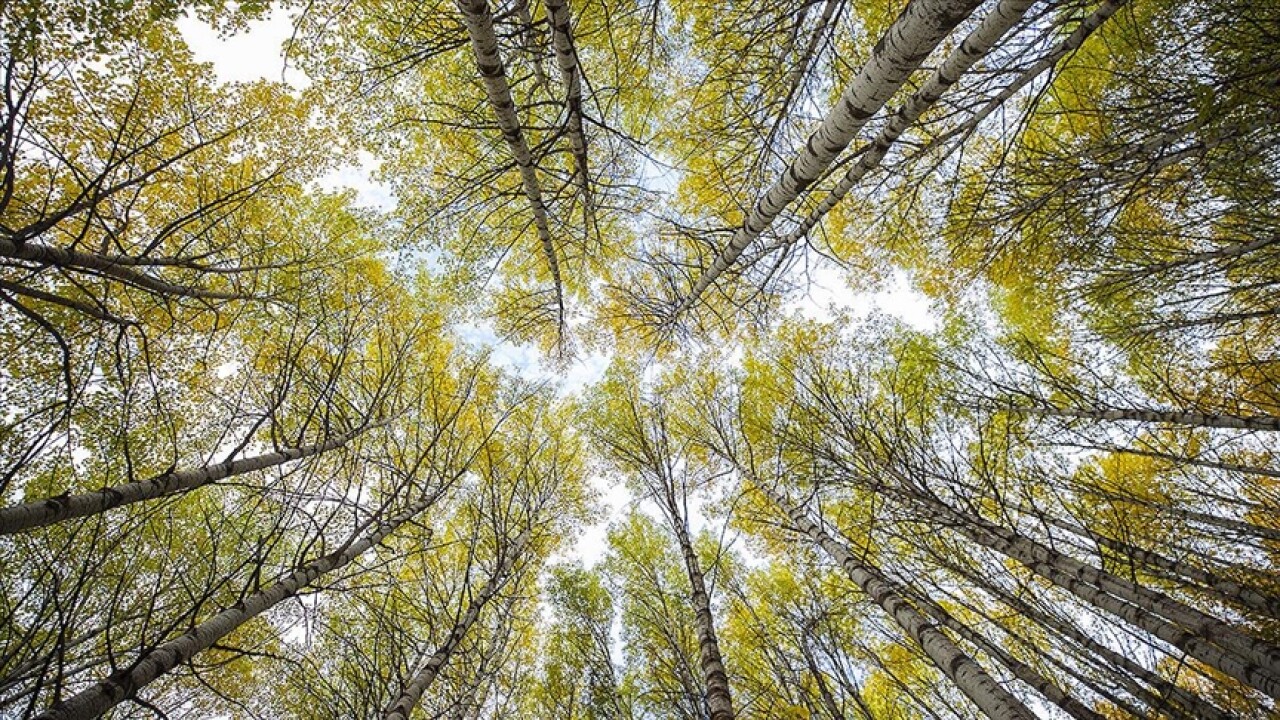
<box><xmin>176</xmin><ymin>11</ymin><xmax>940</xmax><ymax>567</ymax></box>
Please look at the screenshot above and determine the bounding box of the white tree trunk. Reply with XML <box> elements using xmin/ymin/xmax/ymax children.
<box><xmin>755</xmin><ymin>481</ymin><xmax>1037</xmax><ymax>720</ymax></box>
<box><xmin>0</xmin><ymin>421</ymin><xmax>387</xmax><ymax>535</ymax></box>
<box><xmin>543</xmin><ymin>0</ymin><xmax>596</xmax><ymax>235</ymax></box>
<box><xmin>35</xmin><ymin>498</ymin><xmax>439</xmax><ymax>720</ymax></box>
<box><xmin>770</xmin><ymin>0</ymin><xmax>1036</xmax><ymax>249</ymax></box>
<box><xmin>456</xmin><ymin>0</ymin><xmax>565</xmax><ymax>329</ymax></box>
<box><xmin>383</xmin><ymin>529</ymin><xmax>529</xmax><ymax>720</ymax></box>
<box><xmin>671</xmin><ymin>0</ymin><xmax>984</xmax><ymax>317</ymax></box>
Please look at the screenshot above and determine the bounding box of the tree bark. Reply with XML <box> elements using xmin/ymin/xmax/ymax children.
<box><xmin>953</xmin><ymin>564</ymin><xmax>1238</xmax><ymax>720</ymax></box>
<box><xmin>1026</xmin><ymin>507</ymin><xmax>1280</xmax><ymax>617</ymax></box>
<box><xmin>543</xmin><ymin>0</ymin><xmax>596</xmax><ymax>235</ymax></box>
<box><xmin>932</xmin><ymin>500</ymin><xmax>1280</xmax><ymax>697</ymax></box>
<box><xmin>1022</xmin><ymin>404</ymin><xmax>1280</xmax><ymax>432</ymax></box>
<box><xmin>771</xmin><ymin>0</ymin><xmax>1036</xmax><ymax>249</ymax></box>
<box><xmin>35</xmin><ymin>498</ymin><xmax>439</xmax><ymax>720</ymax></box>
<box><xmin>932</xmin><ymin>0</ymin><xmax>1127</xmax><ymax>155</ymax></box>
<box><xmin>670</xmin><ymin>0</ymin><xmax>984</xmax><ymax>318</ymax></box>
<box><xmin>0</xmin><ymin>238</ymin><xmax>257</xmax><ymax>302</ymax></box>
<box><xmin>456</xmin><ymin>0</ymin><xmax>565</xmax><ymax>331</ymax></box>
<box><xmin>0</xmin><ymin>421</ymin><xmax>387</xmax><ymax>535</ymax></box>
<box><xmin>669</xmin><ymin>517</ymin><xmax>735</xmax><ymax>720</ymax></box>
<box><xmin>912</xmin><ymin>593</ymin><xmax>1106</xmax><ymax>720</ymax></box>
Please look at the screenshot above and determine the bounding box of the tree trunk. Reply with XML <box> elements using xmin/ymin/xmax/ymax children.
<box><xmin>912</xmin><ymin>592</ymin><xmax>1106</xmax><ymax>720</ymax></box>
<box><xmin>1027</xmin><ymin>507</ymin><xmax>1280</xmax><ymax>617</ymax></box>
<box><xmin>670</xmin><ymin>517</ymin><xmax>735</xmax><ymax>720</ymax></box>
<box><xmin>543</xmin><ymin>0</ymin><xmax>596</xmax><ymax>235</ymax></box>
<box><xmin>953</xmin><ymin>564</ymin><xmax>1238</xmax><ymax>720</ymax></box>
<box><xmin>932</xmin><ymin>0</ymin><xmax>1127</xmax><ymax>154</ymax></box>
<box><xmin>456</xmin><ymin>0</ymin><xmax>565</xmax><ymax>331</ymax></box>
<box><xmin>0</xmin><ymin>238</ymin><xmax>256</xmax><ymax>301</ymax></box>
<box><xmin>772</xmin><ymin>0</ymin><xmax>1036</xmax><ymax>249</ymax></box>
<box><xmin>754</xmin><ymin>481</ymin><xmax>1037</xmax><ymax>720</ymax></box>
<box><xmin>0</xmin><ymin>421</ymin><xmax>387</xmax><ymax>535</ymax></box>
<box><xmin>35</xmin><ymin>497</ymin><xmax>439</xmax><ymax>720</ymax></box>
<box><xmin>671</xmin><ymin>0</ymin><xmax>984</xmax><ymax>317</ymax></box>
<box><xmin>383</xmin><ymin>529</ymin><xmax>529</xmax><ymax>720</ymax></box>
<box><xmin>924</xmin><ymin>496</ymin><xmax>1280</xmax><ymax>689</ymax></box>
<box><xmin>1023</xmin><ymin>404</ymin><xmax>1280</xmax><ymax>432</ymax></box>
<box><xmin>944</xmin><ymin>508</ymin><xmax>1280</xmax><ymax>697</ymax></box>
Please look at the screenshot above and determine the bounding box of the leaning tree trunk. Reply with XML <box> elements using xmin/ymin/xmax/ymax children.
<box><xmin>0</xmin><ymin>238</ymin><xmax>258</xmax><ymax>301</ymax></box>
<box><xmin>1020</xmin><ymin>404</ymin><xmax>1280</xmax><ymax>432</ymax></box>
<box><xmin>34</xmin><ymin>495</ymin><xmax>441</xmax><ymax>720</ymax></box>
<box><xmin>456</xmin><ymin>0</ymin><xmax>565</xmax><ymax>330</ymax></box>
<box><xmin>921</xmin><ymin>495</ymin><xmax>1280</xmax><ymax>698</ymax></box>
<box><xmin>669</xmin><ymin>514</ymin><xmax>735</xmax><ymax>720</ymax></box>
<box><xmin>932</xmin><ymin>0</ymin><xmax>1127</xmax><ymax>154</ymax></box>
<box><xmin>383</xmin><ymin>529</ymin><xmax>530</xmax><ymax>720</ymax></box>
<box><xmin>951</xmin><ymin>562</ymin><xmax>1239</xmax><ymax>720</ymax></box>
<box><xmin>771</xmin><ymin>0</ymin><xmax>1036</xmax><ymax>249</ymax></box>
<box><xmin>753</xmin><ymin>480</ymin><xmax>1037</xmax><ymax>720</ymax></box>
<box><xmin>912</xmin><ymin>592</ymin><xmax>1106</xmax><ymax>720</ymax></box>
<box><xmin>670</xmin><ymin>0</ymin><xmax>984</xmax><ymax>317</ymax></box>
<box><xmin>0</xmin><ymin>420</ymin><xmax>388</xmax><ymax>535</ymax></box>
<box><xmin>1023</xmin><ymin>505</ymin><xmax>1280</xmax><ymax>617</ymax></box>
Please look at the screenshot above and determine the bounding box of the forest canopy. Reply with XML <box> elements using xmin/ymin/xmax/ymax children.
<box><xmin>1</xmin><ymin>0</ymin><xmax>1279</xmax><ymax>718</ymax></box>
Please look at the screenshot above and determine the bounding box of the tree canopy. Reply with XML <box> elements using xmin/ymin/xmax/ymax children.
<box><xmin>1</xmin><ymin>0</ymin><xmax>1278</xmax><ymax>718</ymax></box>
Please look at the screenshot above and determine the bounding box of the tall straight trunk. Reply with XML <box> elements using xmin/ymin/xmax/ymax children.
<box><xmin>933</xmin><ymin>0</ymin><xmax>1126</xmax><ymax>154</ymax></box>
<box><xmin>383</xmin><ymin>529</ymin><xmax>529</xmax><ymax>720</ymax></box>
<box><xmin>34</xmin><ymin>497</ymin><xmax>440</xmax><ymax>720</ymax></box>
<box><xmin>753</xmin><ymin>481</ymin><xmax>1037</xmax><ymax>720</ymax></box>
<box><xmin>912</xmin><ymin>593</ymin><xmax>1106</xmax><ymax>720</ymax></box>
<box><xmin>954</xmin><ymin>563</ymin><xmax>1238</xmax><ymax>720</ymax></box>
<box><xmin>925</xmin><ymin>496</ymin><xmax>1280</xmax><ymax>697</ymax></box>
<box><xmin>669</xmin><ymin>516</ymin><xmax>735</xmax><ymax>720</ymax></box>
<box><xmin>543</xmin><ymin>0</ymin><xmax>595</xmax><ymax>235</ymax></box>
<box><xmin>1025</xmin><ymin>507</ymin><xmax>1280</xmax><ymax>617</ymax></box>
<box><xmin>456</xmin><ymin>0</ymin><xmax>565</xmax><ymax>329</ymax></box>
<box><xmin>1021</xmin><ymin>404</ymin><xmax>1280</xmax><ymax>432</ymax></box>
<box><xmin>771</xmin><ymin>0</ymin><xmax>1036</xmax><ymax>249</ymax></box>
<box><xmin>0</xmin><ymin>421</ymin><xmax>387</xmax><ymax>535</ymax></box>
<box><xmin>670</xmin><ymin>0</ymin><xmax>983</xmax><ymax>317</ymax></box>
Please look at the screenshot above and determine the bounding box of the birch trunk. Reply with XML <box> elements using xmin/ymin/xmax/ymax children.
<box><xmin>934</xmin><ymin>0</ymin><xmax>1126</xmax><ymax>155</ymax></box>
<box><xmin>35</xmin><ymin>499</ymin><xmax>438</xmax><ymax>720</ymax></box>
<box><xmin>1023</xmin><ymin>404</ymin><xmax>1280</xmax><ymax>432</ymax></box>
<box><xmin>670</xmin><ymin>518</ymin><xmax>735</xmax><ymax>720</ymax></box>
<box><xmin>0</xmin><ymin>421</ymin><xmax>387</xmax><ymax>535</ymax></box>
<box><xmin>962</xmin><ymin>567</ymin><xmax>1238</xmax><ymax>720</ymax></box>
<box><xmin>929</xmin><ymin>498</ymin><xmax>1280</xmax><ymax>682</ymax></box>
<box><xmin>1091</xmin><ymin>443</ymin><xmax>1280</xmax><ymax>480</ymax></box>
<box><xmin>0</xmin><ymin>238</ymin><xmax>257</xmax><ymax>301</ymax></box>
<box><xmin>383</xmin><ymin>529</ymin><xmax>529</xmax><ymax>720</ymax></box>
<box><xmin>1029</xmin><ymin>509</ymin><xmax>1280</xmax><ymax>617</ymax></box>
<box><xmin>543</xmin><ymin>0</ymin><xmax>596</xmax><ymax>234</ymax></box>
<box><xmin>913</xmin><ymin>594</ymin><xmax>1106</xmax><ymax>720</ymax></box>
<box><xmin>512</xmin><ymin>0</ymin><xmax>552</xmax><ymax>91</ymax></box>
<box><xmin>950</xmin><ymin>514</ymin><xmax>1280</xmax><ymax>697</ymax></box>
<box><xmin>671</xmin><ymin>0</ymin><xmax>984</xmax><ymax>317</ymax></box>
<box><xmin>456</xmin><ymin>0</ymin><xmax>565</xmax><ymax>328</ymax></box>
<box><xmin>771</xmin><ymin>0</ymin><xmax>1036</xmax><ymax>249</ymax></box>
<box><xmin>755</xmin><ymin>481</ymin><xmax>1037</xmax><ymax>720</ymax></box>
